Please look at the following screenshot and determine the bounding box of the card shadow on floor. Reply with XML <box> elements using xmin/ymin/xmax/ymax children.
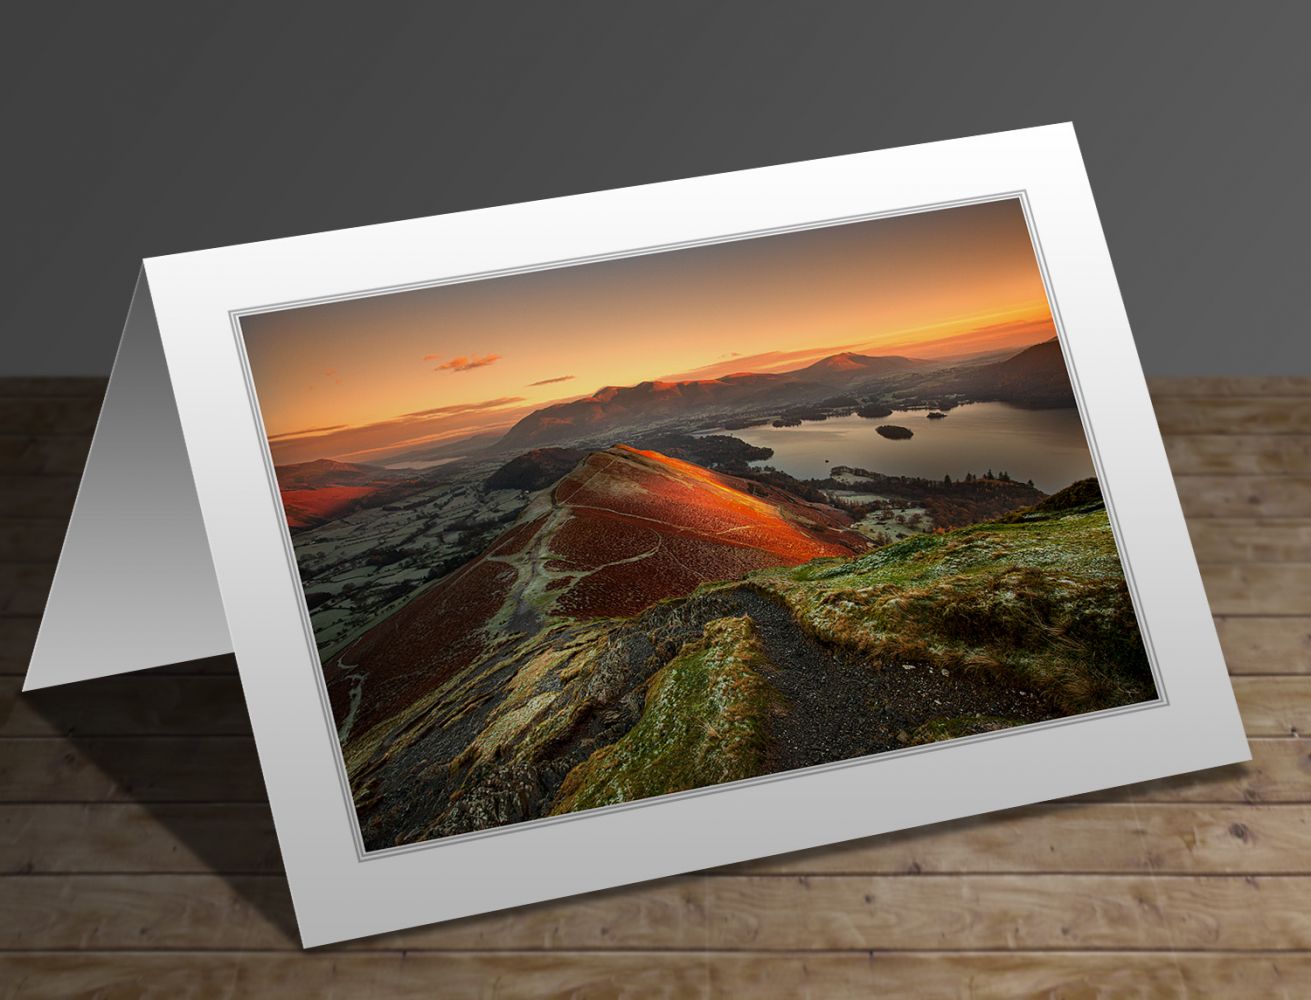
<box><xmin>21</xmin><ymin>655</ymin><xmax>301</xmax><ymax>945</ymax></box>
<box><xmin>19</xmin><ymin>649</ymin><xmax>1258</xmax><ymax>951</ymax></box>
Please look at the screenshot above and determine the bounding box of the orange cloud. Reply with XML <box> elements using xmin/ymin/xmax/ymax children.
<box><xmin>400</xmin><ymin>397</ymin><xmax>525</xmax><ymax>419</ymax></box>
<box><xmin>268</xmin><ymin>423</ymin><xmax>348</xmax><ymax>441</ymax></box>
<box><xmin>527</xmin><ymin>375</ymin><xmax>575</xmax><ymax>387</ymax></box>
<box><xmin>267</xmin><ymin>396</ymin><xmax>527</xmax><ymax>465</ymax></box>
<box><xmin>430</xmin><ymin>353</ymin><xmax>502</xmax><ymax>372</ymax></box>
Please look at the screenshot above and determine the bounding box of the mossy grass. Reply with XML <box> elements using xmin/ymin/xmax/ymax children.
<box><xmin>910</xmin><ymin>714</ymin><xmax>1024</xmax><ymax>746</ymax></box>
<box><xmin>752</xmin><ymin>499</ymin><xmax>1151</xmax><ymax>714</ymax></box>
<box><xmin>549</xmin><ymin>615</ymin><xmax>782</xmax><ymax>813</ymax></box>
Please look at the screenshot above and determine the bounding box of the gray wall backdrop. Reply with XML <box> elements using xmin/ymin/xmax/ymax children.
<box><xmin>5</xmin><ymin>2</ymin><xmax>1308</xmax><ymax>376</ymax></box>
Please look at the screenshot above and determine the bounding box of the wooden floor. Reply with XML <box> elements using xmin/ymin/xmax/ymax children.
<box><xmin>0</xmin><ymin>376</ymin><xmax>1308</xmax><ymax>998</ymax></box>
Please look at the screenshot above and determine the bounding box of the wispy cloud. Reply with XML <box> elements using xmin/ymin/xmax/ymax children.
<box><xmin>526</xmin><ymin>374</ymin><xmax>575</xmax><ymax>387</ymax></box>
<box><xmin>267</xmin><ymin>396</ymin><xmax>528</xmax><ymax>465</ymax></box>
<box><xmin>427</xmin><ymin>353</ymin><xmax>502</xmax><ymax>372</ymax></box>
<box><xmin>401</xmin><ymin>397</ymin><xmax>526</xmax><ymax>419</ymax></box>
<box><xmin>268</xmin><ymin>423</ymin><xmax>347</xmax><ymax>441</ymax></box>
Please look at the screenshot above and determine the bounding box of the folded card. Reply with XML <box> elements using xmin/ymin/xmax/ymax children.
<box><xmin>26</xmin><ymin>124</ymin><xmax>1247</xmax><ymax>947</ymax></box>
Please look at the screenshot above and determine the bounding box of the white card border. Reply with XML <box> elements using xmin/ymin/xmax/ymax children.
<box><xmin>142</xmin><ymin>123</ymin><xmax>1247</xmax><ymax>947</ymax></box>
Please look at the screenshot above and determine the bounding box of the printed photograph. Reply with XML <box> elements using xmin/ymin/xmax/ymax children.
<box><xmin>240</xmin><ymin>198</ymin><xmax>1156</xmax><ymax>850</ymax></box>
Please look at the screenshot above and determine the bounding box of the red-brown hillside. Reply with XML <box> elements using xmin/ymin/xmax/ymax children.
<box><xmin>274</xmin><ymin>458</ymin><xmax>417</xmax><ymax>531</ymax></box>
<box><xmin>327</xmin><ymin>446</ymin><xmax>870</xmax><ymax>742</ymax></box>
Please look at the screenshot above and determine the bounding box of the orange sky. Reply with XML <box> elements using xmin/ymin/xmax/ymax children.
<box><xmin>241</xmin><ymin>197</ymin><xmax>1056</xmax><ymax>466</ymax></box>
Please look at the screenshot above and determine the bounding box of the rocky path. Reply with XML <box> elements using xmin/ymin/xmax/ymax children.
<box><xmin>714</xmin><ymin>589</ymin><xmax>1058</xmax><ymax>773</ymax></box>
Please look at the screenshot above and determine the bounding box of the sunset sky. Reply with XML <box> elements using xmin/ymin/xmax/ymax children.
<box><xmin>242</xmin><ymin>197</ymin><xmax>1057</xmax><ymax>466</ymax></box>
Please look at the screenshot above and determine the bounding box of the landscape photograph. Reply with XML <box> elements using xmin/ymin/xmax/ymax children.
<box><xmin>241</xmin><ymin>198</ymin><xmax>1156</xmax><ymax>850</ymax></box>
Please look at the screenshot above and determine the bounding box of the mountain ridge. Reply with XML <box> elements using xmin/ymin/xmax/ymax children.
<box><xmin>327</xmin><ymin>444</ymin><xmax>871</xmax><ymax>744</ymax></box>
<box><xmin>495</xmin><ymin>340</ymin><xmax>1069</xmax><ymax>451</ymax></box>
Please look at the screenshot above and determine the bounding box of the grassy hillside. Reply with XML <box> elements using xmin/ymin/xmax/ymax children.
<box><xmin>722</xmin><ymin>480</ymin><xmax>1150</xmax><ymax>715</ymax></box>
<box><xmin>346</xmin><ymin>477</ymin><xmax>1155</xmax><ymax>846</ymax></box>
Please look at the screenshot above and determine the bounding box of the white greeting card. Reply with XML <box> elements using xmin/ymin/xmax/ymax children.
<box><xmin>26</xmin><ymin>124</ymin><xmax>1247</xmax><ymax>946</ymax></box>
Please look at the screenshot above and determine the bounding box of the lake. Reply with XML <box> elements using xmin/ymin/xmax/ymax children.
<box><xmin>709</xmin><ymin>402</ymin><xmax>1095</xmax><ymax>495</ymax></box>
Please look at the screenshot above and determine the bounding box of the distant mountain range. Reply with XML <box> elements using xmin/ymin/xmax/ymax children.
<box><xmin>915</xmin><ymin>338</ymin><xmax>1076</xmax><ymax>410</ymax></box>
<box><xmin>495</xmin><ymin>340</ymin><xmax>1072</xmax><ymax>451</ymax></box>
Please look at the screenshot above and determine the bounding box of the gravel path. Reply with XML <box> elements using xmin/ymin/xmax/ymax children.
<box><xmin>714</xmin><ymin>589</ymin><xmax>1058</xmax><ymax>773</ymax></box>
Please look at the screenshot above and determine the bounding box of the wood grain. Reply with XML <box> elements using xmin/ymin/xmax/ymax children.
<box><xmin>5</xmin><ymin>803</ymin><xmax>1309</xmax><ymax>877</ymax></box>
<box><xmin>1215</xmin><ymin>617</ymin><xmax>1311</xmax><ymax>674</ymax></box>
<box><xmin>0</xmin><ymin>377</ymin><xmax>1307</xmax><ymax>996</ymax></box>
<box><xmin>1188</xmin><ymin>519</ymin><xmax>1311</xmax><ymax>563</ymax></box>
<box><xmin>1</xmin><ymin>952</ymin><xmax>1307</xmax><ymax>999</ymax></box>
<box><xmin>1232</xmin><ymin>677</ymin><xmax>1311</xmax><ymax>736</ymax></box>
<box><xmin>0</xmin><ymin>676</ymin><xmax>251</xmax><ymax>737</ymax></box>
<box><xmin>1177</xmin><ymin>476</ymin><xmax>1311</xmax><ymax>518</ymax></box>
<box><xmin>734</xmin><ymin>804</ymin><xmax>1311</xmax><ymax>876</ymax></box>
<box><xmin>0</xmin><ymin>476</ymin><xmax>78</xmax><ymax>520</ymax></box>
<box><xmin>2</xmin><ymin>873</ymin><xmax>1310</xmax><ymax>953</ymax></box>
<box><xmin>0</xmin><ymin>377</ymin><xmax>106</xmax><ymax>398</ymax></box>
<box><xmin>1152</xmin><ymin>397</ymin><xmax>1311</xmax><ymax>435</ymax></box>
<box><xmin>0</xmin><ymin>397</ymin><xmax>102</xmax><ymax>436</ymax></box>
<box><xmin>1198</xmin><ymin>563</ymin><xmax>1311</xmax><ymax>615</ymax></box>
<box><xmin>1146</xmin><ymin>376</ymin><xmax>1311</xmax><ymax>397</ymax></box>
<box><xmin>0</xmin><ymin>737</ymin><xmax>1304</xmax><ymax>807</ymax></box>
<box><xmin>1166</xmin><ymin>435</ymin><xmax>1311</xmax><ymax>475</ymax></box>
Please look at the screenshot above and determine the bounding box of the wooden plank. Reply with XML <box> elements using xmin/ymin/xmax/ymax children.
<box><xmin>1177</xmin><ymin>475</ymin><xmax>1311</xmax><ymax>518</ymax></box>
<box><xmin>0</xmin><ymin>736</ymin><xmax>1303</xmax><ymax>807</ymax></box>
<box><xmin>3</xmin><ymin>873</ymin><xmax>1310</xmax><ymax>953</ymax></box>
<box><xmin>704</xmin><ymin>952</ymin><xmax>1311</xmax><ymax>998</ymax></box>
<box><xmin>0</xmin><ymin>377</ymin><xmax>106</xmax><ymax>398</ymax></box>
<box><xmin>732</xmin><ymin>803</ymin><xmax>1311</xmax><ymax>876</ymax></box>
<box><xmin>0</xmin><ymin>952</ymin><xmax>1306</xmax><ymax>999</ymax></box>
<box><xmin>0</xmin><ymin>397</ymin><xmax>103</xmax><ymax>436</ymax></box>
<box><xmin>5</xmin><ymin>803</ymin><xmax>1309</xmax><ymax>876</ymax></box>
<box><xmin>1148</xmin><ymin>376</ymin><xmax>1311</xmax><ymax>397</ymax></box>
<box><xmin>1200</xmin><ymin>564</ymin><xmax>1311</xmax><ymax>615</ymax></box>
<box><xmin>0</xmin><ymin>803</ymin><xmax>283</xmax><ymax>874</ymax></box>
<box><xmin>0</xmin><ymin>434</ymin><xmax>91</xmax><ymax>478</ymax></box>
<box><xmin>0</xmin><ymin>738</ymin><xmax>266</xmax><ymax>803</ymax></box>
<box><xmin>1216</xmin><ymin>617</ymin><xmax>1311</xmax><ymax>674</ymax></box>
<box><xmin>1166</xmin><ymin>435</ymin><xmax>1311</xmax><ymax>475</ymax></box>
<box><xmin>0</xmin><ymin>874</ymin><xmax>702</xmax><ymax>951</ymax></box>
<box><xmin>0</xmin><ymin>521</ymin><xmax>68</xmax><ymax>563</ymax></box>
<box><xmin>0</xmin><ymin>617</ymin><xmax>37</xmax><ymax>675</ymax></box>
<box><xmin>0</xmin><ymin>476</ymin><xmax>78</xmax><ymax>519</ymax></box>
<box><xmin>0</xmin><ymin>676</ymin><xmax>251</xmax><ymax>737</ymax></box>
<box><xmin>703</xmin><ymin>874</ymin><xmax>1311</xmax><ymax>952</ymax></box>
<box><xmin>0</xmin><ymin>952</ymin><xmax>707</xmax><ymax>999</ymax></box>
<box><xmin>1110</xmin><ymin>738</ymin><xmax>1311</xmax><ymax>803</ymax></box>
<box><xmin>1153</xmin><ymin>397</ymin><xmax>1311</xmax><ymax>435</ymax></box>
<box><xmin>1233</xmin><ymin>676</ymin><xmax>1311</xmax><ymax>737</ymax></box>
<box><xmin>1188</xmin><ymin>519</ymin><xmax>1311</xmax><ymax>563</ymax></box>
<box><xmin>0</xmin><ymin>564</ymin><xmax>55</xmax><ymax>616</ymax></box>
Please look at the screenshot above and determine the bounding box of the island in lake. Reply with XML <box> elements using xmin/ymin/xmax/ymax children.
<box><xmin>241</xmin><ymin>196</ymin><xmax>1155</xmax><ymax>850</ymax></box>
<box><xmin>876</xmin><ymin>424</ymin><xmax>914</xmax><ymax>440</ymax></box>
